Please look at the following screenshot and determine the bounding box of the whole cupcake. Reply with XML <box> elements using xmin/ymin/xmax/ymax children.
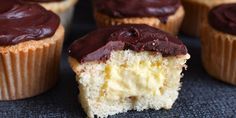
<box><xmin>93</xmin><ymin>0</ymin><xmax>185</xmax><ymax>35</ymax></box>
<box><xmin>68</xmin><ymin>24</ymin><xmax>190</xmax><ymax>117</ymax></box>
<box><xmin>200</xmin><ymin>3</ymin><xmax>236</xmax><ymax>85</ymax></box>
<box><xmin>23</xmin><ymin>0</ymin><xmax>78</xmax><ymax>31</ymax></box>
<box><xmin>181</xmin><ymin>0</ymin><xmax>236</xmax><ymax>37</ymax></box>
<box><xmin>0</xmin><ymin>1</ymin><xmax>64</xmax><ymax>100</ymax></box>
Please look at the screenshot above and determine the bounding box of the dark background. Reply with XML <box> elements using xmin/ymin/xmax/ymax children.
<box><xmin>0</xmin><ymin>0</ymin><xmax>236</xmax><ymax>117</ymax></box>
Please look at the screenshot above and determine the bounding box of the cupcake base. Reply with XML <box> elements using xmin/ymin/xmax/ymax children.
<box><xmin>94</xmin><ymin>6</ymin><xmax>185</xmax><ymax>35</ymax></box>
<box><xmin>201</xmin><ymin>23</ymin><xmax>236</xmax><ymax>85</ymax></box>
<box><xmin>58</xmin><ymin>6</ymin><xmax>74</xmax><ymax>32</ymax></box>
<box><xmin>40</xmin><ymin>0</ymin><xmax>77</xmax><ymax>31</ymax></box>
<box><xmin>0</xmin><ymin>25</ymin><xmax>64</xmax><ymax>100</ymax></box>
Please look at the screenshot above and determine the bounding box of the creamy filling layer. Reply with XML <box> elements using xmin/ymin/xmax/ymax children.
<box><xmin>75</xmin><ymin>50</ymin><xmax>190</xmax><ymax>102</ymax></box>
<box><xmin>100</xmin><ymin>58</ymin><xmax>165</xmax><ymax>100</ymax></box>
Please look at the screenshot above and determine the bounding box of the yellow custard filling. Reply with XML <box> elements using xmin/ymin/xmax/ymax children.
<box><xmin>75</xmin><ymin>50</ymin><xmax>189</xmax><ymax>102</ymax></box>
<box><xmin>100</xmin><ymin>54</ymin><xmax>165</xmax><ymax>100</ymax></box>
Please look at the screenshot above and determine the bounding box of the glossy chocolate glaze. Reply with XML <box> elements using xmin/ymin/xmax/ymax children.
<box><xmin>209</xmin><ymin>4</ymin><xmax>236</xmax><ymax>35</ymax></box>
<box><xmin>0</xmin><ymin>0</ymin><xmax>60</xmax><ymax>46</ymax></box>
<box><xmin>94</xmin><ymin>0</ymin><xmax>181</xmax><ymax>23</ymax></box>
<box><xmin>68</xmin><ymin>24</ymin><xmax>187</xmax><ymax>63</ymax></box>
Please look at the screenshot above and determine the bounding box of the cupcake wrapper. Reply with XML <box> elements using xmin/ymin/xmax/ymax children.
<box><xmin>201</xmin><ymin>24</ymin><xmax>236</xmax><ymax>85</ymax></box>
<box><xmin>0</xmin><ymin>33</ymin><xmax>64</xmax><ymax>100</ymax></box>
<box><xmin>181</xmin><ymin>1</ymin><xmax>209</xmax><ymax>37</ymax></box>
<box><xmin>40</xmin><ymin>0</ymin><xmax>77</xmax><ymax>33</ymax></box>
<box><xmin>58</xmin><ymin>6</ymin><xmax>75</xmax><ymax>32</ymax></box>
<box><xmin>94</xmin><ymin>6</ymin><xmax>185</xmax><ymax>35</ymax></box>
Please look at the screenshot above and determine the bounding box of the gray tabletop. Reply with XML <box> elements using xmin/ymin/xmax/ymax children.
<box><xmin>0</xmin><ymin>0</ymin><xmax>236</xmax><ymax>118</ymax></box>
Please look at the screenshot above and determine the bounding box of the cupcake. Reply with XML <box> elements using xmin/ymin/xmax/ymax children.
<box><xmin>181</xmin><ymin>0</ymin><xmax>236</xmax><ymax>37</ymax></box>
<box><xmin>93</xmin><ymin>0</ymin><xmax>185</xmax><ymax>35</ymax></box>
<box><xmin>200</xmin><ymin>3</ymin><xmax>236</xmax><ymax>85</ymax></box>
<box><xmin>68</xmin><ymin>24</ymin><xmax>190</xmax><ymax>117</ymax></box>
<box><xmin>0</xmin><ymin>1</ymin><xmax>64</xmax><ymax>100</ymax></box>
<box><xmin>23</xmin><ymin>0</ymin><xmax>78</xmax><ymax>31</ymax></box>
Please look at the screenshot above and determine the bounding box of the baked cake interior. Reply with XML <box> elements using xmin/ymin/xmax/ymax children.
<box><xmin>70</xmin><ymin>50</ymin><xmax>190</xmax><ymax>118</ymax></box>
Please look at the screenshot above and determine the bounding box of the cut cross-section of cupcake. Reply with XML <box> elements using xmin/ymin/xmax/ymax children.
<box><xmin>68</xmin><ymin>24</ymin><xmax>190</xmax><ymax>118</ymax></box>
<box><xmin>93</xmin><ymin>0</ymin><xmax>185</xmax><ymax>35</ymax></box>
<box><xmin>0</xmin><ymin>0</ymin><xmax>64</xmax><ymax>100</ymax></box>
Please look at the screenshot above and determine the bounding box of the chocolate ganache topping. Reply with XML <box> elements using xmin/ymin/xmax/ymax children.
<box><xmin>68</xmin><ymin>24</ymin><xmax>187</xmax><ymax>63</ymax></box>
<box><xmin>95</xmin><ymin>0</ymin><xmax>181</xmax><ymax>23</ymax></box>
<box><xmin>208</xmin><ymin>4</ymin><xmax>236</xmax><ymax>35</ymax></box>
<box><xmin>0</xmin><ymin>0</ymin><xmax>60</xmax><ymax>46</ymax></box>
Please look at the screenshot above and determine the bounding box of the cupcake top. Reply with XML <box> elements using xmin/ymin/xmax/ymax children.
<box><xmin>208</xmin><ymin>3</ymin><xmax>236</xmax><ymax>35</ymax></box>
<box><xmin>0</xmin><ymin>0</ymin><xmax>60</xmax><ymax>46</ymax></box>
<box><xmin>94</xmin><ymin>0</ymin><xmax>181</xmax><ymax>23</ymax></box>
<box><xmin>68</xmin><ymin>24</ymin><xmax>187</xmax><ymax>63</ymax></box>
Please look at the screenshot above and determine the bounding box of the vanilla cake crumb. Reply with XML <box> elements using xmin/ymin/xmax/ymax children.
<box><xmin>69</xmin><ymin>50</ymin><xmax>190</xmax><ymax>118</ymax></box>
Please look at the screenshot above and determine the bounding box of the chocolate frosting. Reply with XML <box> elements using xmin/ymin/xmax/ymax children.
<box><xmin>94</xmin><ymin>0</ymin><xmax>181</xmax><ymax>23</ymax></box>
<box><xmin>208</xmin><ymin>4</ymin><xmax>236</xmax><ymax>35</ymax></box>
<box><xmin>68</xmin><ymin>24</ymin><xmax>187</xmax><ymax>63</ymax></box>
<box><xmin>0</xmin><ymin>0</ymin><xmax>60</xmax><ymax>46</ymax></box>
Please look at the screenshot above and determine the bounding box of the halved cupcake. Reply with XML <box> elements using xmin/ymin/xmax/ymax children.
<box><xmin>0</xmin><ymin>0</ymin><xmax>64</xmax><ymax>100</ymax></box>
<box><xmin>93</xmin><ymin>0</ymin><xmax>185</xmax><ymax>35</ymax></box>
<box><xmin>200</xmin><ymin>3</ymin><xmax>236</xmax><ymax>85</ymax></box>
<box><xmin>68</xmin><ymin>24</ymin><xmax>190</xmax><ymax>117</ymax></box>
<box><xmin>23</xmin><ymin>0</ymin><xmax>78</xmax><ymax>31</ymax></box>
